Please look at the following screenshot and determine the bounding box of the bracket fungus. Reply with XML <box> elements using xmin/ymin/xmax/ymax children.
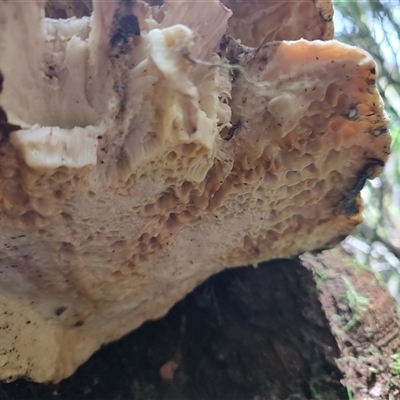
<box><xmin>0</xmin><ymin>0</ymin><xmax>391</xmax><ymax>383</ymax></box>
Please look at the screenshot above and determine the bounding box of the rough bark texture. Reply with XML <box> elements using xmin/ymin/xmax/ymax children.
<box><xmin>0</xmin><ymin>246</ymin><xmax>398</xmax><ymax>400</ymax></box>
<box><xmin>301</xmin><ymin>248</ymin><xmax>400</xmax><ymax>400</ymax></box>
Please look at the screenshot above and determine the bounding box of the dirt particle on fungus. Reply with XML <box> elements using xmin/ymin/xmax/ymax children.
<box><xmin>366</xmin><ymin>77</ymin><xmax>376</xmax><ymax>85</ymax></box>
<box><xmin>372</xmin><ymin>126</ymin><xmax>388</xmax><ymax>136</ymax></box>
<box><xmin>225</xmin><ymin>120</ymin><xmax>242</xmax><ymax>141</ymax></box>
<box><xmin>55</xmin><ymin>306</ymin><xmax>67</xmax><ymax>316</ymax></box>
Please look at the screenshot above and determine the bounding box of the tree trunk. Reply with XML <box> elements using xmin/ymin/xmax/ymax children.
<box><xmin>0</xmin><ymin>246</ymin><xmax>399</xmax><ymax>400</ymax></box>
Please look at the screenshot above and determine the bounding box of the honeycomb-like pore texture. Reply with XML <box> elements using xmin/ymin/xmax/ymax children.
<box><xmin>0</xmin><ymin>0</ymin><xmax>390</xmax><ymax>383</ymax></box>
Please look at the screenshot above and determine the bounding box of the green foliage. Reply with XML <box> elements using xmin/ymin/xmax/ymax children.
<box><xmin>341</xmin><ymin>277</ymin><xmax>370</xmax><ymax>331</ymax></box>
<box><xmin>334</xmin><ymin>0</ymin><xmax>400</xmax><ymax>305</ymax></box>
<box><xmin>388</xmin><ymin>110</ymin><xmax>400</xmax><ymax>153</ymax></box>
<box><xmin>391</xmin><ymin>349</ymin><xmax>400</xmax><ymax>375</ymax></box>
<box><xmin>313</xmin><ymin>269</ymin><xmax>336</xmax><ymax>291</ymax></box>
<box><xmin>346</xmin><ymin>385</ymin><xmax>354</xmax><ymax>400</ymax></box>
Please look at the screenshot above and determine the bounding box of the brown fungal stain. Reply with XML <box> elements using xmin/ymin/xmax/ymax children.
<box><xmin>219</xmin><ymin>35</ymin><xmax>253</xmax><ymax>66</ymax></box>
<box><xmin>338</xmin><ymin>159</ymin><xmax>384</xmax><ymax>216</ymax></box>
<box><xmin>225</xmin><ymin>120</ymin><xmax>242</xmax><ymax>141</ymax></box>
<box><xmin>218</xmin><ymin>35</ymin><xmax>231</xmax><ymax>55</ymax></box>
<box><xmin>0</xmin><ymin>108</ymin><xmax>21</xmax><ymax>144</ymax></box>
<box><xmin>111</xmin><ymin>14</ymin><xmax>140</xmax><ymax>53</ymax></box>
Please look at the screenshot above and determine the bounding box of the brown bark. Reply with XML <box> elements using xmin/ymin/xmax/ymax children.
<box><xmin>301</xmin><ymin>248</ymin><xmax>400</xmax><ymax>400</ymax></box>
<box><xmin>0</xmin><ymin>246</ymin><xmax>398</xmax><ymax>400</ymax></box>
